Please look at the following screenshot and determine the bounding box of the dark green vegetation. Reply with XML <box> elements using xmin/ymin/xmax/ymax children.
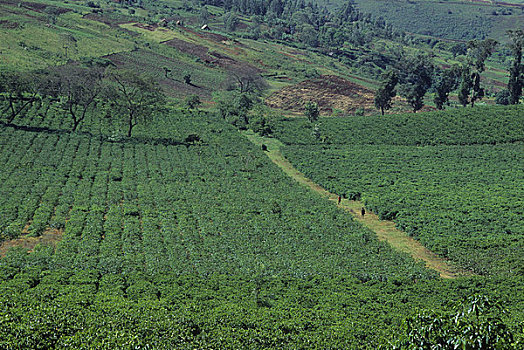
<box><xmin>274</xmin><ymin>106</ymin><xmax>524</xmax><ymax>276</ymax></box>
<box><xmin>0</xmin><ymin>108</ymin><xmax>523</xmax><ymax>348</ymax></box>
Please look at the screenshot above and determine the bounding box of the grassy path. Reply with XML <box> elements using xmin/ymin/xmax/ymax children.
<box><xmin>244</xmin><ymin>131</ymin><xmax>467</xmax><ymax>279</ymax></box>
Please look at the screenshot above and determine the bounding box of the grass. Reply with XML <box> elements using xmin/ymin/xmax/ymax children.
<box><xmin>243</xmin><ymin>131</ymin><xmax>468</xmax><ymax>279</ymax></box>
<box><xmin>0</xmin><ymin>5</ymin><xmax>133</xmax><ymax>70</ymax></box>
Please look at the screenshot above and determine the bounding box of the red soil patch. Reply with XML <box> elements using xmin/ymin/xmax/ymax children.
<box><xmin>0</xmin><ymin>227</ymin><xmax>63</xmax><ymax>257</ymax></box>
<box><xmin>133</xmin><ymin>22</ymin><xmax>158</xmax><ymax>31</ymax></box>
<box><xmin>163</xmin><ymin>37</ymin><xmax>261</xmax><ymax>74</ymax></box>
<box><xmin>181</xmin><ymin>27</ymin><xmax>229</xmax><ymax>43</ymax></box>
<box><xmin>21</xmin><ymin>2</ymin><xmax>71</xmax><ymax>14</ymax></box>
<box><xmin>265</xmin><ymin>75</ymin><xmax>376</xmax><ymax>114</ymax></box>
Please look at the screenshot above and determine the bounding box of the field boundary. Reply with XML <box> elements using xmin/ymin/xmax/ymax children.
<box><xmin>244</xmin><ymin>131</ymin><xmax>469</xmax><ymax>279</ymax></box>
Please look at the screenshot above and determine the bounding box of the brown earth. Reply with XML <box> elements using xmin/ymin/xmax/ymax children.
<box><xmin>265</xmin><ymin>75</ymin><xmax>376</xmax><ymax>114</ymax></box>
<box><xmin>133</xmin><ymin>22</ymin><xmax>158</xmax><ymax>31</ymax></box>
<box><xmin>21</xmin><ymin>2</ymin><xmax>71</xmax><ymax>14</ymax></box>
<box><xmin>163</xmin><ymin>37</ymin><xmax>261</xmax><ymax>75</ymax></box>
<box><xmin>0</xmin><ymin>227</ymin><xmax>63</xmax><ymax>257</ymax></box>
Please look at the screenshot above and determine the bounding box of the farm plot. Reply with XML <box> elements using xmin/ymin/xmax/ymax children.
<box><xmin>0</xmin><ymin>111</ymin><xmax>433</xmax><ymax>281</ymax></box>
<box><xmin>275</xmin><ymin>105</ymin><xmax>524</xmax><ymax>275</ymax></box>
<box><xmin>1</xmin><ymin>108</ymin><xmax>523</xmax><ymax>348</ymax></box>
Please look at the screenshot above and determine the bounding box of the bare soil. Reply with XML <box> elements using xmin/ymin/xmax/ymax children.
<box><xmin>163</xmin><ymin>37</ymin><xmax>261</xmax><ymax>74</ymax></box>
<box><xmin>265</xmin><ymin>75</ymin><xmax>376</xmax><ymax>114</ymax></box>
<box><xmin>0</xmin><ymin>227</ymin><xmax>63</xmax><ymax>257</ymax></box>
<box><xmin>83</xmin><ymin>13</ymin><xmax>135</xmax><ymax>29</ymax></box>
<box><xmin>21</xmin><ymin>2</ymin><xmax>71</xmax><ymax>14</ymax></box>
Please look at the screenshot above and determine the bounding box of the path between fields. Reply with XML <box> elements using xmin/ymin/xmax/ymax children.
<box><xmin>244</xmin><ymin>131</ymin><xmax>466</xmax><ymax>279</ymax></box>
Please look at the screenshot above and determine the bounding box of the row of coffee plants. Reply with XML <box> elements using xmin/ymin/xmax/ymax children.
<box><xmin>1</xmin><ymin>249</ymin><xmax>523</xmax><ymax>348</ymax></box>
<box><xmin>1</xmin><ymin>110</ymin><xmax>433</xmax><ymax>280</ymax></box>
<box><xmin>273</xmin><ymin>105</ymin><xmax>524</xmax><ymax>146</ymax></box>
<box><xmin>274</xmin><ymin>105</ymin><xmax>524</xmax><ymax>276</ymax></box>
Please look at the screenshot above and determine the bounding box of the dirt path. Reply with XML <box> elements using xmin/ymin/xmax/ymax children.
<box><xmin>244</xmin><ymin>131</ymin><xmax>468</xmax><ymax>279</ymax></box>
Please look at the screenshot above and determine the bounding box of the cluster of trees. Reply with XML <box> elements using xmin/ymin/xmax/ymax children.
<box><xmin>203</xmin><ymin>0</ymin><xmax>407</xmax><ymax>53</ymax></box>
<box><xmin>0</xmin><ymin>65</ymin><xmax>164</xmax><ymax>137</ymax></box>
<box><xmin>374</xmin><ymin>30</ymin><xmax>523</xmax><ymax>114</ymax></box>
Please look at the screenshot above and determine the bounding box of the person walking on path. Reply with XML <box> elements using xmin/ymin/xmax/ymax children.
<box><xmin>338</xmin><ymin>196</ymin><xmax>341</xmax><ymax>205</ymax></box>
<box><xmin>361</xmin><ymin>207</ymin><xmax>365</xmax><ymax>217</ymax></box>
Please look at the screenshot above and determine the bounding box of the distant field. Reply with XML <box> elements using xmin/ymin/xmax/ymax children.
<box><xmin>351</xmin><ymin>0</ymin><xmax>524</xmax><ymax>41</ymax></box>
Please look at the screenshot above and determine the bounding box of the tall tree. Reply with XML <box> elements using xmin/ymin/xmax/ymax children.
<box><xmin>52</xmin><ymin>66</ymin><xmax>105</xmax><ymax>131</ymax></box>
<box><xmin>0</xmin><ymin>71</ymin><xmax>42</xmax><ymax>124</ymax></box>
<box><xmin>304</xmin><ymin>101</ymin><xmax>319</xmax><ymax>122</ymax></box>
<box><xmin>398</xmin><ymin>54</ymin><xmax>434</xmax><ymax>112</ymax></box>
<box><xmin>507</xmin><ymin>29</ymin><xmax>524</xmax><ymax>104</ymax></box>
<box><xmin>433</xmin><ymin>65</ymin><xmax>461</xmax><ymax>110</ymax></box>
<box><xmin>465</xmin><ymin>39</ymin><xmax>498</xmax><ymax>107</ymax></box>
<box><xmin>458</xmin><ymin>65</ymin><xmax>472</xmax><ymax>107</ymax></box>
<box><xmin>374</xmin><ymin>70</ymin><xmax>398</xmax><ymax>115</ymax></box>
<box><xmin>106</xmin><ymin>70</ymin><xmax>165</xmax><ymax>137</ymax></box>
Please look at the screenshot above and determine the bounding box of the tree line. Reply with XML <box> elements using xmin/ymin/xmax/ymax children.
<box><xmin>374</xmin><ymin>30</ymin><xmax>523</xmax><ymax>115</ymax></box>
<box><xmin>0</xmin><ymin>64</ymin><xmax>164</xmax><ymax>137</ymax></box>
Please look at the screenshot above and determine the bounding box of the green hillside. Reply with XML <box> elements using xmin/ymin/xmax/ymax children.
<box><xmin>352</xmin><ymin>0</ymin><xmax>524</xmax><ymax>42</ymax></box>
<box><xmin>1</xmin><ymin>107</ymin><xmax>524</xmax><ymax>348</ymax></box>
<box><xmin>1</xmin><ymin>0</ymin><xmax>524</xmax><ymax>347</ymax></box>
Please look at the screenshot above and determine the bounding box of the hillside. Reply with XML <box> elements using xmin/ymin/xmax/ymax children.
<box><xmin>352</xmin><ymin>0</ymin><xmax>524</xmax><ymax>42</ymax></box>
<box><xmin>1</xmin><ymin>0</ymin><xmax>524</xmax><ymax>347</ymax></box>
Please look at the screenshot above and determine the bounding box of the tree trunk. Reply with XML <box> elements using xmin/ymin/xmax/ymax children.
<box><xmin>127</xmin><ymin>114</ymin><xmax>135</xmax><ymax>137</ymax></box>
<box><xmin>72</xmin><ymin>118</ymin><xmax>80</xmax><ymax>131</ymax></box>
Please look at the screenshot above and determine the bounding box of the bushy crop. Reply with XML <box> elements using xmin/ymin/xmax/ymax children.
<box><xmin>275</xmin><ymin>105</ymin><xmax>524</xmax><ymax>276</ymax></box>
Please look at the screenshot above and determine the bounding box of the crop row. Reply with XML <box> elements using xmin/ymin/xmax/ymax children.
<box><xmin>282</xmin><ymin>142</ymin><xmax>524</xmax><ymax>275</ymax></box>
<box><xmin>273</xmin><ymin>105</ymin><xmax>524</xmax><ymax>146</ymax></box>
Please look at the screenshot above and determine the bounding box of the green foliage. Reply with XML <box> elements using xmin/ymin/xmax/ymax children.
<box><xmin>464</xmin><ymin>39</ymin><xmax>498</xmax><ymax>107</ymax></box>
<box><xmin>507</xmin><ymin>30</ymin><xmax>524</xmax><ymax>105</ymax></box>
<box><xmin>183</xmin><ymin>72</ymin><xmax>192</xmax><ymax>85</ymax></box>
<box><xmin>374</xmin><ymin>70</ymin><xmax>398</xmax><ymax>115</ymax></box>
<box><xmin>304</xmin><ymin>101</ymin><xmax>319</xmax><ymax>123</ymax></box>
<box><xmin>433</xmin><ymin>65</ymin><xmax>461</xmax><ymax>110</ymax></box>
<box><xmin>352</xmin><ymin>0</ymin><xmax>521</xmax><ymax>42</ymax></box>
<box><xmin>106</xmin><ymin>69</ymin><xmax>165</xmax><ymax>137</ymax></box>
<box><xmin>495</xmin><ymin>89</ymin><xmax>511</xmax><ymax>105</ymax></box>
<box><xmin>0</xmin><ymin>70</ymin><xmax>42</xmax><ymax>124</ymax></box>
<box><xmin>215</xmin><ymin>92</ymin><xmax>254</xmax><ymax>129</ymax></box>
<box><xmin>50</xmin><ymin>65</ymin><xmax>105</xmax><ymax>131</ymax></box>
<box><xmin>273</xmin><ymin>105</ymin><xmax>524</xmax><ymax>146</ymax></box>
<box><xmin>185</xmin><ymin>94</ymin><xmax>201</xmax><ymax>110</ymax></box>
<box><xmin>274</xmin><ymin>106</ymin><xmax>524</xmax><ymax>275</ymax></box>
<box><xmin>398</xmin><ymin>53</ymin><xmax>434</xmax><ymax>112</ymax></box>
<box><xmin>392</xmin><ymin>295</ymin><xmax>515</xmax><ymax>349</ymax></box>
